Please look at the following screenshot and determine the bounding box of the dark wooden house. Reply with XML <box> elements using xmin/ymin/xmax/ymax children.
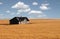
<box><xmin>10</xmin><ymin>17</ymin><xmax>29</xmax><ymax>24</ymax></box>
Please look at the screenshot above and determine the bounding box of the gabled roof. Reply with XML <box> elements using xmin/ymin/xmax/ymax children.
<box><xmin>19</xmin><ymin>17</ymin><xmax>29</xmax><ymax>21</ymax></box>
<box><xmin>10</xmin><ymin>17</ymin><xmax>29</xmax><ymax>21</ymax></box>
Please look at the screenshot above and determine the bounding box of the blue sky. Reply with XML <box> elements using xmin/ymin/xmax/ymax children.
<box><xmin>0</xmin><ymin>0</ymin><xmax>60</xmax><ymax>19</ymax></box>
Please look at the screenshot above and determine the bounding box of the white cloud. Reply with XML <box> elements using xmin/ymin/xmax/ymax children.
<box><xmin>0</xmin><ymin>2</ymin><xmax>3</xmax><ymax>5</ymax></box>
<box><xmin>16</xmin><ymin>12</ymin><xmax>21</xmax><ymax>15</ymax></box>
<box><xmin>28</xmin><ymin>10</ymin><xmax>47</xmax><ymax>18</ymax></box>
<box><xmin>32</xmin><ymin>2</ymin><xmax>38</xmax><ymax>5</ymax></box>
<box><xmin>40</xmin><ymin>3</ymin><xmax>50</xmax><ymax>10</ymax></box>
<box><xmin>16</xmin><ymin>8</ymin><xmax>31</xmax><ymax>15</ymax></box>
<box><xmin>17</xmin><ymin>10</ymin><xmax>23</xmax><ymax>13</ymax></box>
<box><xmin>38</xmin><ymin>14</ymin><xmax>46</xmax><ymax>17</ymax></box>
<box><xmin>41</xmin><ymin>3</ymin><xmax>49</xmax><ymax>6</ymax></box>
<box><xmin>37</xmin><ymin>14</ymin><xmax>48</xmax><ymax>19</ymax></box>
<box><xmin>38</xmin><ymin>15</ymin><xmax>43</xmax><ymax>17</ymax></box>
<box><xmin>12</xmin><ymin>1</ymin><xmax>31</xmax><ymax>12</ymax></box>
<box><xmin>29</xmin><ymin>10</ymin><xmax>42</xmax><ymax>14</ymax></box>
<box><xmin>10</xmin><ymin>13</ymin><xmax>15</xmax><ymax>15</ymax></box>
<box><xmin>29</xmin><ymin>14</ymin><xmax>47</xmax><ymax>19</ymax></box>
<box><xmin>11</xmin><ymin>1</ymin><xmax>48</xmax><ymax>19</ymax></box>
<box><xmin>6</xmin><ymin>10</ymin><xmax>10</xmax><ymax>13</ymax></box>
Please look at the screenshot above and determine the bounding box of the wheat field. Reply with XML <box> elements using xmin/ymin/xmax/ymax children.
<box><xmin>0</xmin><ymin>19</ymin><xmax>60</xmax><ymax>39</ymax></box>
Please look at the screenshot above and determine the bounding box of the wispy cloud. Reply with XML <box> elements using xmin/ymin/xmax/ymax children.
<box><xmin>29</xmin><ymin>10</ymin><xmax>42</xmax><ymax>14</ymax></box>
<box><xmin>0</xmin><ymin>2</ymin><xmax>3</xmax><ymax>5</ymax></box>
<box><xmin>37</xmin><ymin>14</ymin><xmax>48</xmax><ymax>19</ymax></box>
<box><xmin>28</xmin><ymin>10</ymin><xmax>48</xmax><ymax>18</ymax></box>
<box><xmin>11</xmin><ymin>1</ymin><xmax>49</xmax><ymax>18</ymax></box>
<box><xmin>38</xmin><ymin>14</ymin><xmax>46</xmax><ymax>17</ymax></box>
<box><xmin>40</xmin><ymin>3</ymin><xmax>50</xmax><ymax>10</ymax></box>
<box><xmin>10</xmin><ymin>12</ymin><xmax>15</xmax><ymax>15</ymax></box>
<box><xmin>32</xmin><ymin>2</ymin><xmax>38</xmax><ymax>5</ymax></box>
<box><xmin>6</xmin><ymin>10</ymin><xmax>10</xmax><ymax>13</ymax></box>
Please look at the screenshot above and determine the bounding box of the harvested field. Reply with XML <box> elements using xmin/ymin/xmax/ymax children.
<box><xmin>0</xmin><ymin>19</ymin><xmax>60</xmax><ymax>39</ymax></box>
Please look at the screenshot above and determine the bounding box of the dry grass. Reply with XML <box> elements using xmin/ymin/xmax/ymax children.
<box><xmin>0</xmin><ymin>19</ymin><xmax>60</xmax><ymax>39</ymax></box>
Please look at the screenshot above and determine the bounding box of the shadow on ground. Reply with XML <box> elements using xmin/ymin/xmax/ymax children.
<box><xmin>0</xmin><ymin>23</ymin><xmax>33</xmax><ymax>25</ymax></box>
<box><xmin>0</xmin><ymin>24</ymin><xmax>11</xmax><ymax>25</ymax></box>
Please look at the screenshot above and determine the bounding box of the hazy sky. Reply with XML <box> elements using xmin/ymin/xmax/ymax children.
<box><xmin>0</xmin><ymin>0</ymin><xmax>60</xmax><ymax>19</ymax></box>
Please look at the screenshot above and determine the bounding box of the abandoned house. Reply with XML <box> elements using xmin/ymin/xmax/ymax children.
<box><xmin>9</xmin><ymin>17</ymin><xmax>29</xmax><ymax>24</ymax></box>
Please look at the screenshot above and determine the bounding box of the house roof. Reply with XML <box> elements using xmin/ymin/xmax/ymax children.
<box><xmin>10</xmin><ymin>17</ymin><xmax>29</xmax><ymax>21</ymax></box>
